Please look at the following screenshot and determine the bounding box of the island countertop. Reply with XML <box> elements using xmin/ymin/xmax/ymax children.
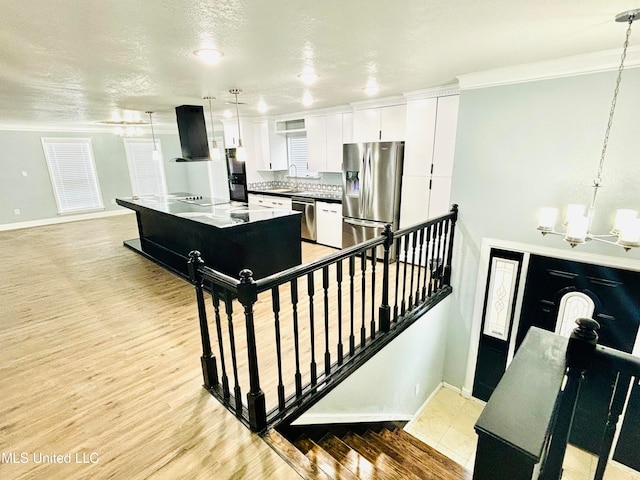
<box><xmin>116</xmin><ymin>193</ymin><xmax>300</xmax><ymax>229</ymax></box>
<box><xmin>116</xmin><ymin>193</ymin><xmax>302</xmax><ymax>280</ymax></box>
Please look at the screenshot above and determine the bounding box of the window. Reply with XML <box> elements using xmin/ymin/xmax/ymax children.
<box><xmin>123</xmin><ymin>139</ymin><xmax>167</xmax><ymax>196</ymax></box>
<box><xmin>556</xmin><ymin>292</ymin><xmax>595</xmax><ymax>338</ymax></box>
<box><xmin>287</xmin><ymin>132</ymin><xmax>317</xmax><ymax>177</ymax></box>
<box><xmin>42</xmin><ymin>138</ymin><xmax>104</xmax><ymax>214</ymax></box>
<box><xmin>483</xmin><ymin>257</ymin><xmax>520</xmax><ymax>341</ymax></box>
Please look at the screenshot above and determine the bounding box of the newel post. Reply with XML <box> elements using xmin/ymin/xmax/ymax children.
<box><xmin>443</xmin><ymin>204</ymin><xmax>458</xmax><ymax>285</ymax></box>
<box><xmin>379</xmin><ymin>224</ymin><xmax>394</xmax><ymax>333</ymax></box>
<box><xmin>540</xmin><ymin>318</ymin><xmax>600</xmax><ymax>480</ymax></box>
<box><xmin>187</xmin><ymin>251</ymin><xmax>218</xmax><ymax>389</ymax></box>
<box><xmin>237</xmin><ymin>269</ymin><xmax>267</xmax><ymax>432</ymax></box>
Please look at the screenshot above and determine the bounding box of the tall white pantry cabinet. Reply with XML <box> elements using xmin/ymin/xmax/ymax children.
<box><xmin>400</xmin><ymin>94</ymin><xmax>459</xmax><ymax>228</ymax></box>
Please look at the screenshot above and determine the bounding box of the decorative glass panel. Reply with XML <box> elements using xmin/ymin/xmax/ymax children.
<box><xmin>556</xmin><ymin>292</ymin><xmax>595</xmax><ymax>338</ymax></box>
<box><xmin>483</xmin><ymin>258</ymin><xmax>519</xmax><ymax>341</ymax></box>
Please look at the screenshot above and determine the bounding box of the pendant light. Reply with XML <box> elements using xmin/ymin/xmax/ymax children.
<box><xmin>230</xmin><ymin>88</ymin><xmax>246</xmax><ymax>162</ymax></box>
<box><xmin>145</xmin><ymin>111</ymin><xmax>162</xmax><ymax>161</ymax></box>
<box><xmin>537</xmin><ymin>9</ymin><xmax>640</xmax><ymax>251</ymax></box>
<box><xmin>204</xmin><ymin>96</ymin><xmax>221</xmax><ymax>160</ymax></box>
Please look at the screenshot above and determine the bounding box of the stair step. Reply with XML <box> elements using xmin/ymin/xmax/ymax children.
<box><xmin>379</xmin><ymin>428</ymin><xmax>472</xmax><ymax>479</ymax></box>
<box><xmin>341</xmin><ymin>432</ymin><xmax>422</xmax><ymax>480</ymax></box>
<box><xmin>362</xmin><ymin>429</ymin><xmax>449</xmax><ymax>480</ymax></box>
<box><xmin>264</xmin><ymin>429</ymin><xmax>333</xmax><ymax>480</ymax></box>
<box><xmin>318</xmin><ymin>434</ymin><xmax>379</xmax><ymax>479</ymax></box>
<box><xmin>295</xmin><ymin>437</ymin><xmax>360</xmax><ymax>480</ymax></box>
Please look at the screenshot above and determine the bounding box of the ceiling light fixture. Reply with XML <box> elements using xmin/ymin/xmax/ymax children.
<box><xmin>145</xmin><ymin>111</ymin><xmax>162</xmax><ymax>161</ymax></box>
<box><xmin>297</xmin><ymin>71</ymin><xmax>318</xmax><ymax>85</ymax></box>
<box><xmin>257</xmin><ymin>99</ymin><xmax>268</xmax><ymax>114</ymax></box>
<box><xmin>364</xmin><ymin>78</ymin><xmax>379</xmax><ymax>96</ymax></box>
<box><xmin>537</xmin><ymin>9</ymin><xmax>640</xmax><ymax>251</ymax></box>
<box><xmin>302</xmin><ymin>90</ymin><xmax>314</xmax><ymax>107</ymax></box>
<box><xmin>204</xmin><ymin>96</ymin><xmax>221</xmax><ymax>161</ymax></box>
<box><xmin>193</xmin><ymin>48</ymin><xmax>224</xmax><ymax>65</ymax></box>
<box><xmin>230</xmin><ymin>88</ymin><xmax>246</xmax><ymax>161</ymax></box>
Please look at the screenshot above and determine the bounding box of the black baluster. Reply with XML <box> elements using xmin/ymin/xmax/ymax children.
<box><xmin>428</xmin><ymin>225</ymin><xmax>437</xmax><ymax>297</ymax></box>
<box><xmin>434</xmin><ymin>221</ymin><xmax>444</xmax><ymax>291</ymax></box>
<box><xmin>370</xmin><ymin>248</ymin><xmax>376</xmax><ymax>339</ymax></box>
<box><xmin>393</xmin><ymin>237</ymin><xmax>401</xmax><ymax>322</ymax></box>
<box><xmin>336</xmin><ymin>260</ymin><xmax>344</xmax><ymax>365</ymax></box>
<box><xmin>290</xmin><ymin>279</ymin><xmax>302</xmax><ymax>397</ymax></box>
<box><xmin>272</xmin><ymin>285</ymin><xmax>285</xmax><ymax>411</ymax></box>
<box><xmin>443</xmin><ymin>205</ymin><xmax>458</xmax><ymax>286</ymax></box>
<box><xmin>379</xmin><ymin>225</ymin><xmax>393</xmax><ymax>333</ymax></box>
<box><xmin>349</xmin><ymin>255</ymin><xmax>356</xmax><ymax>356</ymax></box>
<box><xmin>237</xmin><ymin>269</ymin><xmax>266</xmax><ymax>432</ymax></box>
<box><xmin>422</xmin><ymin>225</ymin><xmax>431</xmax><ymax>301</ymax></box>
<box><xmin>212</xmin><ymin>289</ymin><xmax>230</xmax><ymax>398</ymax></box>
<box><xmin>308</xmin><ymin>272</ymin><xmax>317</xmax><ymax>386</ymax></box>
<box><xmin>323</xmin><ymin>266</ymin><xmax>331</xmax><ymax>375</ymax></box>
<box><xmin>408</xmin><ymin>230</ymin><xmax>418</xmax><ymax>309</ymax></box>
<box><xmin>187</xmin><ymin>251</ymin><xmax>218</xmax><ymax>389</ymax></box>
<box><xmin>223</xmin><ymin>291</ymin><xmax>243</xmax><ymax>416</ymax></box>
<box><xmin>415</xmin><ymin>228</ymin><xmax>425</xmax><ymax>303</ymax></box>
<box><xmin>401</xmin><ymin>236</ymin><xmax>409</xmax><ymax>316</ymax></box>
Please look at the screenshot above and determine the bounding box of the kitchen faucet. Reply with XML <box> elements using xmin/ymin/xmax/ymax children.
<box><xmin>289</xmin><ymin>164</ymin><xmax>298</xmax><ymax>191</ymax></box>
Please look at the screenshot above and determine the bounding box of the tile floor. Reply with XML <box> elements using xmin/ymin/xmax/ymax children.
<box><xmin>404</xmin><ymin>385</ymin><xmax>640</xmax><ymax>480</ymax></box>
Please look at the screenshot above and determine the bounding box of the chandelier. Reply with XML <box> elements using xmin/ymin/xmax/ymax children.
<box><xmin>537</xmin><ymin>9</ymin><xmax>640</xmax><ymax>251</ymax></box>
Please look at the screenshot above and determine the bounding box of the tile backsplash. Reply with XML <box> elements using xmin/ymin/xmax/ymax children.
<box><xmin>248</xmin><ymin>180</ymin><xmax>342</xmax><ymax>195</ymax></box>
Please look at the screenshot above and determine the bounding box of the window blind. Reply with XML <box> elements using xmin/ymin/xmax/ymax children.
<box><xmin>287</xmin><ymin>132</ymin><xmax>312</xmax><ymax>176</ymax></box>
<box><xmin>42</xmin><ymin>138</ymin><xmax>104</xmax><ymax>214</ymax></box>
<box><xmin>123</xmin><ymin>139</ymin><xmax>167</xmax><ymax>197</ymax></box>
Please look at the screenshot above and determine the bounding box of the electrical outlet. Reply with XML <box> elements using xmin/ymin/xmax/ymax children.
<box><xmin>414</xmin><ymin>383</ymin><xmax>420</xmax><ymax>396</ymax></box>
<box><xmin>14</xmin><ymin>208</ymin><xmax>21</xmax><ymax>215</ymax></box>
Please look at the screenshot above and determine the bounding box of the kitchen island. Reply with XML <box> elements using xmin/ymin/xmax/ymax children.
<box><xmin>116</xmin><ymin>193</ymin><xmax>302</xmax><ymax>280</ymax></box>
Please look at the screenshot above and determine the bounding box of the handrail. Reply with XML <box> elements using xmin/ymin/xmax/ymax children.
<box><xmin>188</xmin><ymin>205</ymin><xmax>459</xmax><ymax>433</ymax></box>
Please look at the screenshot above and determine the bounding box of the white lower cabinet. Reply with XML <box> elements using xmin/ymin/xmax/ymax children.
<box><xmin>247</xmin><ymin>194</ymin><xmax>292</xmax><ymax>210</ymax></box>
<box><xmin>316</xmin><ymin>201</ymin><xmax>342</xmax><ymax>248</ymax></box>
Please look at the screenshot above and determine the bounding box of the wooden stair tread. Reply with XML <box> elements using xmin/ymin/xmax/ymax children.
<box><xmin>318</xmin><ymin>435</ymin><xmax>380</xmax><ymax>479</ymax></box>
<box><xmin>295</xmin><ymin>437</ymin><xmax>360</xmax><ymax>480</ymax></box>
<box><xmin>362</xmin><ymin>430</ymin><xmax>451</xmax><ymax>480</ymax></box>
<box><xmin>264</xmin><ymin>429</ymin><xmax>333</xmax><ymax>480</ymax></box>
<box><xmin>341</xmin><ymin>432</ymin><xmax>422</xmax><ymax>480</ymax></box>
<box><xmin>379</xmin><ymin>428</ymin><xmax>472</xmax><ymax>480</ymax></box>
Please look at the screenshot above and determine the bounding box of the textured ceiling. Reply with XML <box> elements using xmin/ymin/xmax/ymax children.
<box><xmin>0</xmin><ymin>0</ymin><xmax>637</xmax><ymax>130</ymax></box>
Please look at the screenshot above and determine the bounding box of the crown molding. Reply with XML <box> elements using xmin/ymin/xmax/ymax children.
<box><xmin>403</xmin><ymin>84</ymin><xmax>460</xmax><ymax>101</ymax></box>
<box><xmin>350</xmin><ymin>95</ymin><xmax>406</xmax><ymax>110</ymax></box>
<box><xmin>457</xmin><ymin>46</ymin><xmax>640</xmax><ymax>90</ymax></box>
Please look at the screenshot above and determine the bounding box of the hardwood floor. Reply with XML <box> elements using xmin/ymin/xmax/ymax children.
<box><xmin>0</xmin><ymin>214</ymin><xmax>304</xmax><ymax>480</ymax></box>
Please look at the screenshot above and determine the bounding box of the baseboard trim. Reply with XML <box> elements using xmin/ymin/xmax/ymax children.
<box><xmin>0</xmin><ymin>209</ymin><xmax>133</xmax><ymax>231</ymax></box>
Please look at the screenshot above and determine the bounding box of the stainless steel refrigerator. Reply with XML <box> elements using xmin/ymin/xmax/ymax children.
<box><xmin>226</xmin><ymin>148</ymin><xmax>248</xmax><ymax>203</ymax></box>
<box><xmin>342</xmin><ymin>141</ymin><xmax>404</xmax><ymax>255</ymax></box>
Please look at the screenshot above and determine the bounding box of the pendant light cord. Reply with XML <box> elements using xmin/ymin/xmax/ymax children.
<box><xmin>146</xmin><ymin>111</ymin><xmax>157</xmax><ymax>150</ymax></box>
<box><xmin>595</xmin><ymin>17</ymin><xmax>634</xmax><ymax>188</ymax></box>
<box><xmin>234</xmin><ymin>91</ymin><xmax>243</xmax><ymax>147</ymax></box>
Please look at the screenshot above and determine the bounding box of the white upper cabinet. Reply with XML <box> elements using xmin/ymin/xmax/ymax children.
<box><xmin>431</xmin><ymin>95</ymin><xmax>459</xmax><ymax>178</ymax></box>
<box><xmin>325</xmin><ymin>113</ymin><xmax>344</xmax><ymax>172</ymax></box>
<box><xmin>305</xmin><ymin>113</ymin><xmax>345</xmax><ymax>173</ymax></box>
<box><xmin>306</xmin><ymin>115</ymin><xmax>327</xmax><ymax>172</ymax></box>
<box><xmin>342</xmin><ymin>112</ymin><xmax>353</xmax><ymax>144</ymax></box>
<box><xmin>352</xmin><ymin>104</ymin><xmax>406</xmax><ymax>143</ymax></box>
<box><xmin>403</xmin><ymin>98</ymin><xmax>437</xmax><ymax>177</ymax></box>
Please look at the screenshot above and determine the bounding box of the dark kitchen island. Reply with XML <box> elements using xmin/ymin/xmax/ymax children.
<box><xmin>116</xmin><ymin>193</ymin><xmax>302</xmax><ymax>280</ymax></box>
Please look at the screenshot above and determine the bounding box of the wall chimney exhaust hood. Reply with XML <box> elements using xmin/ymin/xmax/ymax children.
<box><xmin>173</xmin><ymin>105</ymin><xmax>211</xmax><ymax>162</ymax></box>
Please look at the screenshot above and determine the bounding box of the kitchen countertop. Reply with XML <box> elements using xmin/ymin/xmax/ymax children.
<box><xmin>248</xmin><ymin>189</ymin><xmax>342</xmax><ymax>203</ymax></box>
<box><xmin>117</xmin><ymin>193</ymin><xmax>300</xmax><ymax>229</ymax></box>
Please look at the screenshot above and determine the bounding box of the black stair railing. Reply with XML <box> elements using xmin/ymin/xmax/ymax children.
<box><xmin>187</xmin><ymin>205</ymin><xmax>458</xmax><ymax>433</ymax></box>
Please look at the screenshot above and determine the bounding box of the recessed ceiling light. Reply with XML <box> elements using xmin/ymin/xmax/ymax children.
<box><xmin>364</xmin><ymin>78</ymin><xmax>379</xmax><ymax>96</ymax></box>
<box><xmin>297</xmin><ymin>71</ymin><xmax>318</xmax><ymax>85</ymax></box>
<box><xmin>193</xmin><ymin>48</ymin><xmax>224</xmax><ymax>65</ymax></box>
<box><xmin>302</xmin><ymin>90</ymin><xmax>314</xmax><ymax>107</ymax></box>
<box><xmin>257</xmin><ymin>100</ymin><xmax>268</xmax><ymax>113</ymax></box>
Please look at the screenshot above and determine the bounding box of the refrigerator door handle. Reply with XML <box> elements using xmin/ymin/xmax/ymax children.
<box><xmin>344</xmin><ymin>217</ymin><xmax>387</xmax><ymax>229</ymax></box>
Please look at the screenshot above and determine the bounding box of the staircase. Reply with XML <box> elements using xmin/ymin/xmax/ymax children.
<box><xmin>289</xmin><ymin>425</ymin><xmax>472</xmax><ymax>480</ymax></box>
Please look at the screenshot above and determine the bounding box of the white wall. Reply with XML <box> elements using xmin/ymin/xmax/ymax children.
<box><xmin>444</xmin><ymin>67</ymin><xmax>640</xmax><ymax>388</ymax></box>
<box><xmin>293</xmin><ymin>296</ymin><xmax>451</xmax><ymax>425</ymax></box>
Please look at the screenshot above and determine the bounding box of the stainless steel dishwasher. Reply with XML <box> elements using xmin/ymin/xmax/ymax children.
<box><xmin>292</xmin><ymin>196</ymin><xmax>316</xmax><ymax>241</ymax></box>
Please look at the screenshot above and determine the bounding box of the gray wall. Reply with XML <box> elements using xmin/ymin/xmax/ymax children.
<box><xmin>444</xmin><ymin>67</ymin><xmax>640</xmax><ymax>388</ymax></box>
<box><xmin>293</xmin><ymin>296</ymin><xmax>451</xmax><ymax>424</ymax></box>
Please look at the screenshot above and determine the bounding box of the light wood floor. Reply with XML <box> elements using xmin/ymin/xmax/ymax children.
<box><xmin>0</xmin><ymin>214</ymin><xmax>309</xmax><ymax>480</ymax></box>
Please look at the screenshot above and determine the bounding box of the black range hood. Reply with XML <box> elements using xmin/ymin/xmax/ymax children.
<box><xmin>173</xmin><ymin>105</ymin><xmax>211</xmax><ymax>162</ymax></box>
